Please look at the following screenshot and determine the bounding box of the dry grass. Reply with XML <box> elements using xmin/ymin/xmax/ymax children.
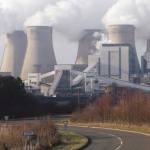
<box><xmin>0</xmin><ymin>120</ymin><xmax>60</xmax><ymax>150</ymax></box>
<box><xmin>72</xmin><ymin>90</ymin><xmax>150</xmax><ymax>125</ymax></box>
<box><xmin>71</xmin><ymin>90</ymin><xmax>150</xmax><ymax>136</ymax></box>
<box><xmin>51</xmin><ymin>130</ymin><xmax>88</xmax><ymax>150</ymax></box>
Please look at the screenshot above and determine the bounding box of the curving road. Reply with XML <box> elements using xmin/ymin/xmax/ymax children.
<box><xmin>65</xmin><ymin>126</ymin><xmax>150</xmax><ymax>150</ymax></box>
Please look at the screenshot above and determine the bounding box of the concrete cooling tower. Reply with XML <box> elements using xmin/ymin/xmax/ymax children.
<box><xmin>0</xmin><ymin>31</ymin><xmax>27</xmax><ymax>77</ymax></box>
<box><xmin>107</xmin><ymin>24</ymin><xmax>140</xmax><ymax>75</ymax></box>
<box><xmin>21</xmin><ymin>26</ymin><xmax>56</xmax><ymax>80</ymax></box>
<box><xmin>76</xmin><ymin>29</ymin><xmax>102</xmax><ymax>64</ymax></box>
<box><xmin>107</xmin><ymin>25</ymin><xmax>135</xmax><ymax>48</ymax></box>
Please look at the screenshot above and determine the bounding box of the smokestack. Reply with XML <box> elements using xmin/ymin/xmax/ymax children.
<box><xmin>76</xmin><ymin>29</ymin><xmax>102</xmax><ymax>64</ymax></box>
<box><xmin>0</xmin><ymin>31</ymin><xmax>27</xmax><ymax>77</ymax></box>
<box><xmin>107</xmin><ymin>25</ymin><xmax>135</xmax><ymax>48</ymax></box>
<box><xmin>21</xmin><ymin>26</ymin><xmax>56</xmax><ymax>80</ymax></box>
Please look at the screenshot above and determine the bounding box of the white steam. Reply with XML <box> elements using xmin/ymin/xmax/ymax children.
<box><xmin>0</xmin><ymin>0</ymin><xmax>58</xmax><ymax>33</ymax></box>
<box><xmin>0</xmin><ymin>0</ymin><xmax>115</xmax><ymax>64</ymax></box>
<box><xmin>25</xmin><ymin>0</ymin><xmax>116</xmax><ymax>40</ymax></box>
<box><xmin>103</xmin><ymin>0</ymin><xmax>150</xmax><ymax>39</ymax></box>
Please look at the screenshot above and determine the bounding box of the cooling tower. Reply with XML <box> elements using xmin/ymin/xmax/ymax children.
<box><xmin>107</xmin><ymin>24</ymin><xmax>140</xmax><ymax>75</ymax></box>
<box><xmin>76</xmin><ymin>29</ymin><xmax>102</xmax><ymax>64</ymax></box>
<box><xmin>107</xmin><ymin>25</ymin><xmax>135</xmax><ymax>48</ymax></box>
<box><xmin>21</xmin><ymin>26</ymin><xmax>56</xmax><ymax>80</ymax></box>
<box><xmin>0</xmin><ymin>31</ymin><xmax>27</xmax><ymax>77</ymax></box>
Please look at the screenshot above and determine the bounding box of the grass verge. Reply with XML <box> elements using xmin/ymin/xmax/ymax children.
<box><xmin>51</xmin><ymin>130</ymin><xmax>88</xmax><ymax>150</ymax></box>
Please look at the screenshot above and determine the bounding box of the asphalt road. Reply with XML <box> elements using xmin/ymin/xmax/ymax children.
<box><xmin>65</xmin><ymin>126</ymin><xmax>150</xmax><ymax>150</ymax></box>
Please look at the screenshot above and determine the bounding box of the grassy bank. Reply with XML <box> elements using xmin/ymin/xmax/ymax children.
<box><xmin>51</xmin><ymin>130</ymin><xmax>88</xmax><ymax>150</ymax></box>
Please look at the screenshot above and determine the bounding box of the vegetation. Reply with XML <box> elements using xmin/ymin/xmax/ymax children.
<box><xmin>0</xmin><ymin>76</ymin><xmax>78</xmax><ymax>118</ymax></box>
<box><xmin>0</xmin><ymin>76</ymin><xmax>40</xmax><ymax>118</ymax></box>
<box><xmin>51</xmin><ymin>130</ymin><xmax>88</xmax><ymax>150</ymax></box>
<box><xmin>0</xmin><ymin>120</ymin><xmax>59</xmax><ymax>150</ymax></box>
<box><xmin>72</xmin><ymin>88</ymin><xmax>150</xmax><ymax>126</ymax></box>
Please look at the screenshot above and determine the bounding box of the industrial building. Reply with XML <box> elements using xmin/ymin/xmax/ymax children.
<box><xmin>88</xmin><ymin>44</ymin><xmax>131</xmax><ymax>81</ymax></box>
<box><xmin>21</xmin><ymin>26</ymin><xmax>57</xmax><ymax>80</ymax></box>
<box><xmin>0</xmin><ymin>24</ymin><xmax>150</xmax><ymax>97</ymax></box>
<box><xmin>16</xmin><ymin>25</ymin><xmax>150</xmax><ymax>96</ymax></box>
<box><xmin>0</xmin><ymin>31</ymin><xmax>27</xmax><ymax>77</ymax></box>
<box><xmin>87</xmin><ymin>25</ymin><xmax>140</xmax><ymax>82</ymax></box>
<box><xmin>107</xmin><ymin>25</ymin><xmax>140</xmax><ymax>75</ymax></box>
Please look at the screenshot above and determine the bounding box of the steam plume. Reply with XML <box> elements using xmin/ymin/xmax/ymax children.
<box><xmin>25</xmin><ymin>0</ymin><xmax>116</xmax><ymax>40</ymax></box>
<box><xmin>103</xmin><ymin>0</ymin><xmax>150</xmax><ymax>39</ymax></box>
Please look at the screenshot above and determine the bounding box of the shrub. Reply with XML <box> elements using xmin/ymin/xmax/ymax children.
<box><xmin>0</xmin><ymin>120</ymin><xmax>60</xmax><ymax>149</ymax></box>
<box><xmin>72</xmin><ymin>89</ymin><xmax>150</xmax><ymax>125</ymax></box>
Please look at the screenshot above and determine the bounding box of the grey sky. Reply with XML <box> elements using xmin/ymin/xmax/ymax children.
<box><xmin>8</xmin><ymin>0</ymin><xmax>150</xmax><ymax>66</ymax></box>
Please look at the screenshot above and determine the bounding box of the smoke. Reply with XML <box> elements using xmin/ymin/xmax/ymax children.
<box><xmin>0</xmin><ymin>0</ymin><xmax>116</xmax><ymax>39</ymax></box>
<box><xmin>103</xmin><ymin>0</ymin><xmax>150</xmax><ymax>58</ymax></box>
<box><xmin>0</xmin><ymin>0</ymin><xmax>115</xmax><ymax>64</ymax></box>
<box><xmin>103</xmin><ymin>0</ymin><xmax>150</xmax><ymax>39</ymax></box>
<box><xmin>0</xmin><ymin>0</ymin><xmax>57</xmax><ymax>33</ymax></box>
<box><xmin>25</xmin><ymin>0</ymin><xmax>116</xmax><ymax>40</ymax></box>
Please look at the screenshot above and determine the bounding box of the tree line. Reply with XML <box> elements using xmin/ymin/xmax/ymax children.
<box><xmin>0</xmin><ymin>76</ymin><xmax>82</xmax><ymax>118</ymax></box>
<box><xmin>72</xmin><ymin>88</ymin><xmax>150</xmax><ymax>125</ymax></box>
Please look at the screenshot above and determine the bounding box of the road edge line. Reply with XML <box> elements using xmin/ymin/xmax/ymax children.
<box><xmin>57</xmin><ymin>123</ymin><xmax>150</xmax><ymax>137</ymax></box>
<box><xmin>71</xmin><ymin>124</ymin><xmax>150</xmax><ymax>137</ymax></box>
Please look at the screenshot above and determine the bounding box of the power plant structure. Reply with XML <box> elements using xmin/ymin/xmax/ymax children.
<box><xmin>76</xmin><ymin>29</ymin><xmax>103</xmax><ymax>64</ymax></box>
<box><xmin>23</xmin><ymin>24</ymin><xmax>150</xmax><ymax>97</ymax></box>
<box><xmin>1</xmin><ymin>24</ymin><xmax>150</xmax><ymax>97</ymax></box>
<box><xmin>21</xmin><ymin>26</ymin><xmax>57</xmax><ymax>80</ymax></box>
<box><xmin>107</xmin><ymin>25</ymin><xmax>140</xmax><ymax>76</ymax></box>
<box><xmin>0</xmin><ymin>31</ymin><xmax>27</xmax><ymax>77</ymax></box>
<box><xmin>107</xmin><ymin>25</ymin><xmax>135</xmax><ymax>47</ymax></box>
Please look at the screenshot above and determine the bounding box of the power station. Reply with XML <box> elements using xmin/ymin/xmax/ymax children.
<box><xmin>1</xmin><ymin>24</ymin><xmax>150</xmax><ymax>97</ymax></box>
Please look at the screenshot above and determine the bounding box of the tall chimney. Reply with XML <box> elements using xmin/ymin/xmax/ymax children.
<box><xmin>21</xmin><ymin>26</ymin><xmax>57</xmax><ymax>80</ymax></box>
<box><xmin>0</xmin><ymin>31</ymin><xmax>27</xmax><ymax>77</ymax></box>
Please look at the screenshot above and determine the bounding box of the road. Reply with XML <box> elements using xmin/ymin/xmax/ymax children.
<box><xmin>64</xmin><ymin>126</ymin><xmax>150</xmax><ymax>150</ymax></box>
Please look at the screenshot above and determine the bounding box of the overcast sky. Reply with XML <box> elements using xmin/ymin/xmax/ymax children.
<box><xmin>0</xmin><ymin>0</ymin><xmax>117</xmax><ymax>65</ymax></box>
<box><xmin>0</xmin><ymin>0</ymin><xmax>149</xmax><ymax>65</ymax></box>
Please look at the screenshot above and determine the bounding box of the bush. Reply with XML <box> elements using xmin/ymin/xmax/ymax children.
<box><xmin>0</xmin><ymin>120</ymin><xmax>60</xmax><ymax>149</ymax></box>
<box><xmin>72</xmin><ymin>89</ymin><xmax>150</xmax><ymax>125</ymax></box>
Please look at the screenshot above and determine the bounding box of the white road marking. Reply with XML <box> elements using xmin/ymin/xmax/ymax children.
<box><xmin>58</xmin><ymin>124</ymin><xmax>124</xmax><ymax>150</ymax></box>
<box><xmin>100</xmin><ymin>132</ymin><xmax>123</xmax><ymax>150</ymax></box>
<box><xmin>63</xmin><ymin>124</ymin><xmax>150</xmax><ymax>137</ymax></box>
